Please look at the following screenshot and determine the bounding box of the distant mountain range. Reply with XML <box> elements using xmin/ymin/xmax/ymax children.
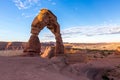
<box><xmin>0</xmin><ymin>42</ymin><xmax>55</xmax><ymax>50</ymax></box>
<box><xmin>0</xmin><ymin>41</ymin><xmax>120</xmax><ymax>50</ymax></box>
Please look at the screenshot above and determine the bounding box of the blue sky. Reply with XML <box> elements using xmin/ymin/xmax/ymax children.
<box><xmin>0</xmin><ymin>0</ymin><xmax>120</xmax><ymax>43</ymax></box>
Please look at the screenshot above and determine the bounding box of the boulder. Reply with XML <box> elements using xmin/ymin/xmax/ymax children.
<box><xmin>115</xmin><ymin>47</ymin><xmax>120</xmax><ymax>55</ymax></box>
<box><xmin>41</xmin><ymin>46</ymin><xmax>55</xmax><ymax>58</ymax></box>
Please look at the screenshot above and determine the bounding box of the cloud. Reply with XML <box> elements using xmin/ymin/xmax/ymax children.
<box><xmin>13</xmin><ymin>0</ymin><xmax>57</xmax><ymax>10</ymax></box>
<box><xmin>63</xmin><ymin>24</ymin><xmax>120</xmax><ymax>36</ymax></box>
<box><xmin>42</xmin><ymin>24</ymin><xmax>120</xmax><ymax>40</ymax></box>
<box><xmin>13</xmin><ymin>0</ymin><xmax>39</xmax><ymax>9</ymax></box>
<box><xmin>44</xmin><ymin>34</ymin><xmax>54</xmax><ymax>38</ymax></box>
<box><xmin>47</xmin><ymin>0</ymin><xmax>56</xmax><ymax>5</ymax></box>
<box><xmin>51</xmin><ymin>2</ymin><xmax>56</xmax><ymax>5</ymax></box>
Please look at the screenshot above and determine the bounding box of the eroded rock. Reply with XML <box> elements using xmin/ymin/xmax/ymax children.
<box><xmin>115</xmin><ymin>47</ymin><xmax>120</xmax><ymax>55</ymax></box>
<box><xmin>24</xmin><ymin>34</ymin><xmax>40</xmax><ymax>56</ymax></box>
<box><xmin>24</xmin><ymin>8</ymin><xmax>64</xmax><ymax>56</ymax></box>
<box><xmin>41</xmin><ymin>46</ymin><xmax>55</xmax><ymax>58</ymax></box>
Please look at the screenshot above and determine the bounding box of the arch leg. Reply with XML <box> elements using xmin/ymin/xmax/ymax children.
<box><xmin>47</xmin><ymin>22</ymin><xmax>64</xmax><ymax>55</ymax></box>
<box><xmin>24</xmin><ymin>34</ymin><xmax>40</xmax><ymax>56</ymax></box>
<box><xmin>55</xmin><ymin>33</ymin><xmax>64</xmax><ymax>55</ymax></box>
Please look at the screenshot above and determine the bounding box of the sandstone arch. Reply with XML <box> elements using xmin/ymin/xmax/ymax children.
<box><xmin>24</xmin><ymin>9</ymin><xmax>64</xmax><ymax>56</ymax></box>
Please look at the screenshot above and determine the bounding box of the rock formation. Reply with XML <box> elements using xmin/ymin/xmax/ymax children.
<box><xmin>6</xmin><ymin>42</ymin><xmax>12</xmax><ymax>49</ymax></box>
<box><xmin>24</xmin><ymin>9</ymin><xmax>64</xmax><ymax>56</ymax></box>
<box><xmin>5</xmin><ymin>42</ymin><xmax>24</xmax><ymax>50</ymax></box>
<box><xmin>41</xmin><ymin>46</ymin><xmax>55</xmax><ymax>58</ymax></box>
<box><xmin>0</xmin><ymin>42</ymin><xmax>8</xmax><ymax>50</ymax></box>
<box><xmin>115</xmin><ymin>46</ymin><xmax>120</xmax><ymax>55</ymax></box>
<box><xmin>24</xmin><ymin>35</ymin><xmax>40</xmax><ymax>56</ymax></box>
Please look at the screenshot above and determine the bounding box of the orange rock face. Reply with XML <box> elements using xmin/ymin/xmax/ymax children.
<box><xmin>41</xmin><ymin>46</ymin><xmax>55</xmax><ymax>58</ymax></box>
<box><xmin>24</xmin><ymin>9</ymin><xmax>64</xmax><ymax>56</ymax></box>
<box><xmin>116</xmin><ymin>47</ymin><xmax>120</xmax><ymax>55</ymax></box>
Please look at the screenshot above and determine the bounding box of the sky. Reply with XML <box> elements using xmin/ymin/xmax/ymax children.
<box><xmin>0</xmin><ymin>0</ymin><xmax>120</xmax><ymax>43</ymax></box>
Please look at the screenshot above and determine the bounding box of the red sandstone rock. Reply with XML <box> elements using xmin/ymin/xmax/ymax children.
<box><xmin>24</xmin><ymin>8</ymin><xmax>64</xmax><ymax>56</ymax></box>
<box><xmin>41</xmin><ymin>46</ymin><xmax>55</xmax><ymax>58</ymax></box>
<box><xmin>24</xmin><ymin>34</ymin><xmax>40</xmax><ymax>56</ymax></box>
<box><xmin>5</xmin><ymin>42</ymin><xmax>24</xmax><ymax>50</ymax></box>
<box><xmin>115</xmin><ymin>47</ymin><xmax>120</xmax><ymax>55</ymax></box>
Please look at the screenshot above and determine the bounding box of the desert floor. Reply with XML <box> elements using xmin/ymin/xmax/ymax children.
<box><xmin>0</xmin><ymin>54</ymin><xmax>120</xmax><ymax>80</ymax></box>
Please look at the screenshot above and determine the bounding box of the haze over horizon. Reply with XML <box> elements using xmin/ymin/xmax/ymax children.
<box><xmin>0</xmin><ymin>0</ymin><xmax>120</xmax><ymax>43</ymax></box>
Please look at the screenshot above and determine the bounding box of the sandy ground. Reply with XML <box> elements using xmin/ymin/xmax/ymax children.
<box><xmin>0</xmin><ymin>55</ymin><xmax>120</xmax><ymax>80</ymax></box>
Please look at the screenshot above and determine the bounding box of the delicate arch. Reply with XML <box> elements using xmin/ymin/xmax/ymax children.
<box><xmin>24</xmin><ymin>9</ymin><xmax>64</xmax><ymax>56</ymax></box>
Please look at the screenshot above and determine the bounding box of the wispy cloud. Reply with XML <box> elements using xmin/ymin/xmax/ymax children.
<box><xmin>44</xmin><ymin>34</ymin><xmax>54</xmax><ymax>38</ymax></box>
<box><xmin>13</xmin><ymin>0</ymin><xmax>56</xmax><ymax>10</ymax></box>
<box><xmin>47</xmin><ymin>0</ymin><xmax>56</xmax><ymax>5</ymax></box>
<box><xmin>42</xmin><ymin>24</ymin><xmax>120</xmax><ymax>40</ymax></box>
<box><xmin>13</xmin><ymin>0</ymin><xmax>39</xmax><ymax>9</ymax></box>
<box><xmin>63</xmin><ymin>24</ymin><xmax>120</xmax><ymax>36</ymax></box>
<box><xmin>51</xmin><ymin>2</ymin><xmax>56</xmax><ymax>5</ymax></box>
<box><xmin>13</xmin><ymin>0</ymin><xmax>57</xmax><ymax>18</ymax></box>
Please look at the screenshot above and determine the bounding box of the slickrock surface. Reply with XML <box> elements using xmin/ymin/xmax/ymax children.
<box><xmin>0</xmin><ymin>55</ymin><xmax>120</xmax><ymax>80</ymax></box>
